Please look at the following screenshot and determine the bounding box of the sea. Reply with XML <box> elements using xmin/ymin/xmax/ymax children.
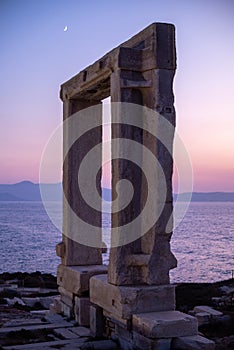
<box><xmin>0</xmin><ymin>201</ymin><xmax>233</xmax><ymax>283</ymax></box>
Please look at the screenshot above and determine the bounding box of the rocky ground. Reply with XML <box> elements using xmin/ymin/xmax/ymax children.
<box><xmin>176</xmin><ymin>279</ymin><xmax>234</xmax><ymax>349</ymax></box>
<box><xmin>0</xmin><ymin>272</ymin><xmax>233</xmax><ymax>349</ymax></box>
<box><xmin>0</xmin><ymin>272</ymin><xmax>120</xmax><ymax>350</ymax></box>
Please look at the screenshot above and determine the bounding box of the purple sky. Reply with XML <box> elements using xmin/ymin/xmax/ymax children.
<box><xmin>0</xmin><ymin>0</ymin><xmax>234</xmax><ymax>191</ymax></box>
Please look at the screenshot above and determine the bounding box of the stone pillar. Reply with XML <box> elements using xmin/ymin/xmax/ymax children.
<box><xmin>56</xmin><ymin>97</ymin><xmax>107</xmax><ymax>323</ymax></box>
<box><xmin>60</xmin><ymin>98</ymin><xmax>102</xmax><ymax>266</ymax></box>
<box><xmin>108</xmin><ymin>24</ymin><xmax>177</xmax><ymax>286</ymax></box>
<box><xmin>108</xmin><ymin>68</ymin><xmax>144</xmax><ymax>285</ymax></box>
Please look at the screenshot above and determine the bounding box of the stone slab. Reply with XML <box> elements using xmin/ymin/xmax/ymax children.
<box><xmin>60</xmin><ymin>23</ymin><xmax>176</xmax><ymax>102</ymax></box>
<box><xmin>45</xmin><ymin>313</ymin><xmax>72</xmax><ymax>325</ymax></box>
<box><xmin>172</xmin><ymin>335</ymin><xmax>215</xmax><ymax>350</ymax></box>
<box><xmin>103</xmin><ymin>310</ymin><xmax>130</xmax><ymax>328</ymax></box>
<box><xmin>57</xmin><ymin>264</ymin><xmax>107</xmax><ymax>295</ymax></box>
<box><xmin>2</xmin><ymin>338</ymin><xmax>88</xmax><ymax>350</ymax></box>
<box><xmin>40</xmin><ymin>296</ymin><xmax>57</xmax><ymax>309</ymax></box>
<box><xmin>133</xmin><ymin>332</ymin><xmax>171</xmax><ymax>350</ymax></box>
<box><xmin>80</xmin><ymin>340</ymin><xmax>119</xmax><ymax>350</ymax></box>
<box><xmin>6</xmin><ymin>297</ymin><xmax>25</xmax><ymax>306</ymax></box>
<box><xmin>54</xmin><ymin>327</ymin><xmax>80</xmax><ymax>339</ymax></box>
<box><xmin>0</xmin><ymin>322</ymin><xmax>72</xmax><ymax>335</ymax></box>
<box><xmin>90</xmin><ymin>274</ymin><xmax>175</xmax><ymax>320</ymax></box>
<box><xmin>16</xmin><ymin>287</ymin><xmax>41</xmax><ymax>293</ymax></box>
<box><xmin>3</xmin><ymin>318</ymin><xmax>46</xmax><ymax>328</ymax></box>
<box><xmin>69</xmin><ymin>326</ymin><xmax>91</xmax><ymax>337</ymax></box>
<box><xmin>194</xmin><ymin>305</ymin><xmax>223</xmax><ymax>317</ymax></box>
<box><xmin>21</xmin><ymin>297</ymin><xmax>40</xmax><ymax>307</ymax></box>
<box><xmin>56</xmin><ymin>241</ymin><xmax>66</xmax><ymax>257</ymax></box>
<box><xmin>30</xmin><ymin>310</ymin><xmax>49</xmax><ymax>316</ymax></box>
<box><xmin>133</xmin><ymin>311</ymin><xmax>198</xmax><ymax>338</ymax></box>
<box><xmin>59</xmin><ymin>286</ymin><xmax>74</xmax><ymax>307</ymax></box>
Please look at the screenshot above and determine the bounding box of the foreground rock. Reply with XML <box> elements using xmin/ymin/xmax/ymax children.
<box><xmin>176</xmin><ymin>278</ymin><xmax>234</xmax><ymax>350</ymax></box>
<box><xmin>0</xmin><ymin>273</ymin><xmax>233</xmax><ymax>349</ymax></box>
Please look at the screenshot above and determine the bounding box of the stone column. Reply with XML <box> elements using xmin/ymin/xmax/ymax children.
<box><xmin>57</xmin><ymin>98</ymin><xmax>103</xmax><ymax>266</ymax></box>
<box><xmin>108</xmin><ymin>23</ymin><xmax>177</xmax><ymax>286</ymax></box>
<box><xmin>108</xmin><ymin>68</ymin><xmax>144</xmax><ymax>285</ymax></box>
<box><xmin>55</xmin><ymin>97</ymin><xmax>107</xmax><ymax>323</ymax></box>
<box><xmin>140</xmin><ymin>68</ymin><xmax>177</xmax><ymax>285</ymax></box>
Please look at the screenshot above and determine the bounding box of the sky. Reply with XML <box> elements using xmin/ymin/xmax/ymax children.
<box><xmin>0</xmin><ymin>0</ymin><xmax>234</xmax><ymax>191</ymax></box>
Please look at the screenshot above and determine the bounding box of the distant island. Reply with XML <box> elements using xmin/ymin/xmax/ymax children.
<box><xmin>0</xmin><ymin>181</ymin><xmax>233</xmax><ymax>202</ymax></box>
<box><xmin>0</xmin><ymin>181</ymin><xmax>62</xmax><ymax>201</ymax></box>
<box><xmin>174</xmin><ymin>192</ymin><xmax>234</xmax><ymax>202</ymax></box>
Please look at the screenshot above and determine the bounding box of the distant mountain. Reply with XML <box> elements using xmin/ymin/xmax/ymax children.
<box><xmin>0</xmin><ymin>182</ymin><xmax>110</xmax><ymax>202</ymax></box>
<box><xmin>0</xmin><ymin>181</ymin><xmax>62</xmax><ymax>201</ymax></box>
<box><xmin>174</xmin><ymin>192</ymin><xmax>234</xmax><ymax>202</ymax></box>
<box><xmin>0</xmin><ymin>182</ymin><xmax>233</xmax><ymax>202</ymax></box>
<box><xmin>103</xmin><ymin>191</ymin><xmax>234</xmax><ymax>202</ymax></box>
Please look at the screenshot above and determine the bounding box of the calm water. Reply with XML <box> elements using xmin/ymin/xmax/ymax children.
<box><xmin>0</xmin><ymin>201</ymin><xmax>233</xmax><ymax>282</ymax></box>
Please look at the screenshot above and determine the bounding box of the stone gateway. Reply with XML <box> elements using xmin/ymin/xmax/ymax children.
<box><xmin>54</xmin><ymin>23</ymin><xmax>215</xmax><ymax>350</ymax></box>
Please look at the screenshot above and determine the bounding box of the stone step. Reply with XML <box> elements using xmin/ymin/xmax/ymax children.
<box><xmin>45</xmin><ymin>313</ymin><xmax>73</xmax><ymax>325</ymax></box>
<box><xmin>133</xmin><ymin>310</ymin><xmax>198</xmax><ymax>339</ymax></box>
<box><xmin>3</xmin><ymin>318</ymin><xmax>48</xmax><ymax>328</ymax></box>
<box><xmin>172</xmin><ymin>335</ymin><xmax>215</xmax><ymax>350</ymax></box>
<box><xmin>194</xmin><ymin>305</ymin><xmax>223</xmax><ymax>317</ymax></box>
<box><xmin>133</xmin><ymin>332</ymin><xmax>171</xmax><ymax>350</ymax></box>
<box><xmin>2</xmin><ymin>338</ymin><xmax>88</xmax><ymax>350</ymax></box>
<box><xmin>54</xmin><ymin>327</ymin><xmax>80</xmax><ymax>339</ymax></box>
<box><xmin>69</xmin><ymin>326</ymin><xmax>91</xmax><ymax>337</ymax></box>
<box><xmin>30</xmin><ymin>310</ymin><xmax>49</xmax><ymax>316</ymax></box>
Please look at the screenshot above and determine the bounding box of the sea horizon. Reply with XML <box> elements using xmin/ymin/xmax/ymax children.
<box><xmin>0</xmin><ymin>180</ymin><xmax>234</xmax><ymax>202</ymax></box>
<box><xmin>0</xmin><ymin>200</ymin><xmax>233</xmax><ymax>283</ymax></box>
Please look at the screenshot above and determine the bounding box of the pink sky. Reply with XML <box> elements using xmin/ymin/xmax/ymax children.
<box><xmin>1</xmin><ymin>0</ymin><xmax>234</xmax><ymax>192</ymax></box>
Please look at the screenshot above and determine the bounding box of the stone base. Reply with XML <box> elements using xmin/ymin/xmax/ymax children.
<box><xmin>60</xmin><ymin>300</ymin><xmax>74</xmax><ymax>319</ymax></box>
<box><xmin>103</xmin><ymin>310</ymin><xmax>131</xmax><ymax>329</ymax></box>
<box><xmin>133</xmin><ymin>311</ymin><xmax>198</xmax><ymax>338</ymax></box>
<box><xmin>88</xmin><ymin>276</ymin><xmax>213</xmax><ymax>349</ymax></box>
<box><xmin>57</xmin><ymin>264</ymin><xmax>108</xmax><ymax>296</ymax></box>
<box><xmin>115</xmin><ymin>323</ymin><xmax>132</xmax><ymax>342</ymax></box>
<box><xmin>90</xmin><ymin>305</ymin><xmax>105</xmax><ymax>337</ymax></box>
<box><xmin>59</xmin><ymin>286</ymin><xmax>73</xmax><ymax>307</ymax></box>
<box><xmin>112</xmin><ymin>335</ymin><xmax>133</xmax><ymax>350</ymax></box>
<box><xmin>133</xmin><ymin>332</ymin><xmax>171</xmax><ymax>350</ymax></box>
<box><xmin>74</xmin><ymin>296</ymin><xmax>90</xmax><ymax>326</ymax></box>
<box><xmin>90</xmin><ymin>274</ymin><xmax>175</xmax><ymax>320</ymax></box>
<box><xmin>56</xmin><ymin>264</ymin><xmax>107</xmax><ymax>323</ymax></box>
